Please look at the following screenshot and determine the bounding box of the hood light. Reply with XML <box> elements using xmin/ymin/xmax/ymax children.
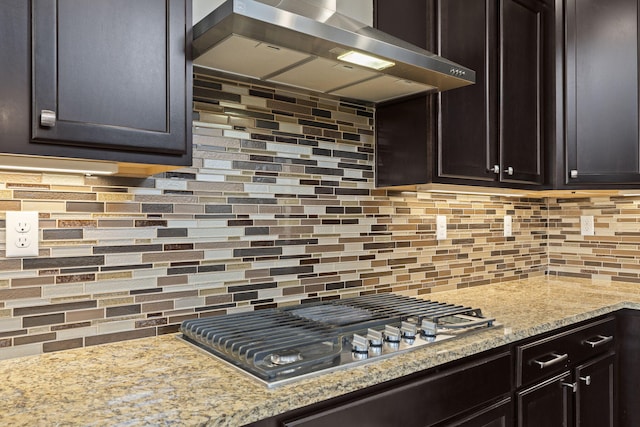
<box><xmin>0</xmin><ymin>155</ymin><xmax>118</xmax><ymax>176</ymax></box>
<box><xmin>337</xmin><ymin>51</ymin><xmax>395</xmax><ymax>71</ymax></box>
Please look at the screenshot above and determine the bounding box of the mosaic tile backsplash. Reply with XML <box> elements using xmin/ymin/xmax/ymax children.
<box><xmin>2</xmin><ymin>71</ymin><xmax>633</xmax><ymax>359</ymax></box>
<box><xmin>548</xmin><ymin>196</ymin><xmax>640</xmax><ymax>282</ymax></box>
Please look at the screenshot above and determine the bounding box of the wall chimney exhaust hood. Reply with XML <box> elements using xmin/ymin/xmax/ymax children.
<box><xmin>192</xmin><ymin>0</ymin><xmax>475</xmax><ymax>104</ymax></box>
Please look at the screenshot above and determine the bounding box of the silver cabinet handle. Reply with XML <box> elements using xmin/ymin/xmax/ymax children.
<box><xmin>40</xmin><ymin>109</ymin><xmax>56</xmax><ymax>127</ymax></box>
<box><xmin>580</xmin><ymin>375</ymin><xmax>592</xmax><ymax>386</ymax></box>
<box><xmin>570</xmin><ymin>169</ymin><xmax>578</xmax><ymax>179</ymax></box>
<box><xmin>491</xmin><ymin>165</ymin><xmax>500</xmax><ymax>174</ymax></box>
<box><xmin>583</xmin><ymin>335</ymin><xmax>613</xmax><ymax>348</ymax></box>
<box><xmin>561</xmin><ymin>381</ymin><xmax>578</xmax><ymax>393</ymax></box>
<box><xmin>532</xmin><ymin>352</ymin><xmax>568</xmax><ymax>369</ymax></box>
<box><xmin>506</xmin><ymin>166</ymin><xmax>514</xmax><ymax>175</ymax></box>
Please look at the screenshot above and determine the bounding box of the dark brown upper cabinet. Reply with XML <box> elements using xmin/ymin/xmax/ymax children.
<box><xmin>559</xmin><ymin>0</ymin><xmax>640</xmax><ymax>186</ymax></box>
<box><xmin>1</xmin><ymin>0</ymin><xmax>192</xmax><ymax>172</ymax></box>
<box><xmin>375</xmin><ymin>0</ymin><xmax>554</xmax><ymax>189</ymax></box>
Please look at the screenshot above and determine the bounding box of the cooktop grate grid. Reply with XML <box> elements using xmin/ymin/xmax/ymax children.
<box><xmin>179</xmin><ymin>293</ymin><xmax>493</xmax><ymax>386</ymax></box>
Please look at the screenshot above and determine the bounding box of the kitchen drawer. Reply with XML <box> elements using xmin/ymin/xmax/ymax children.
<box><xmin>516</xmin><ymin>316</ymin><xmax>615</xmax><ymax>387</ymax></box>
<box><xmin>283</xmin><ymin>351</ymin><xmax>511</xmax><ymax>427</ymax></box>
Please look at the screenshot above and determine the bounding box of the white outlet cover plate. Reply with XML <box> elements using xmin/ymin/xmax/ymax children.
<box><xmin>580</xmin><ymin>215</ymin><xmax>595</xmax><ymax>236</ymax></box>
<box><xmin>6</xmin><ymin>211</ymin><xmax>39</xmax><ymax>257</ymax></box>
<box><xmin>436</xmin><ymin>215</ymin><xmax>447</xmax><ymax>240</ymax></box>
<box><xmin>504</xmin><ymin>215</ymin><xmax>513</xmax><ymax>237</ymax></box>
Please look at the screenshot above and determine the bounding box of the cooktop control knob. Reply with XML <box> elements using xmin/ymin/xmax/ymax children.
<box><xmin>384</xmin><ymin>325</ymin><xmax>401</xmax><ymax>344</ymax></box>
<box><xmin>401</xmin><ymin>321</ymin><xmax>417</xmax><ymax>344</ymax></box>
<box><xmin>367</xmin><ymin>329</ymin><xmax>383</xmax><ymax>355</ymax></box>
<box><xmin>421</xmin><ymin>319</ymin><xmax>437</xmax><ymax>342</ymax></box>
<box><xmin>367</xmin><ymin>329</ymin><xmax>383</xmax><ymax>347</ymax></box>
<box><xmin>352</xmin><ymin>333</ymin><xmax>369</xmax><ymax>359</ymax></box>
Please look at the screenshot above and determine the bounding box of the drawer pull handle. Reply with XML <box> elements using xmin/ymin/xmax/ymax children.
<box><xmin>532</xmin><ymin>352</ymin><xmax>568</xmax><ymax>369</ymax></box>
<box><xmin>583</xmin><ymin>335</ymin><xmax>613</xmax><ymax>348</ymax></box>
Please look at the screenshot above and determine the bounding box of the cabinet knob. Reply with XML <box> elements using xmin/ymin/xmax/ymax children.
<box><xmin>491</xmin><ymin>165</ymin><xmax>500</xmax><ymax>174</ymax></box>
<box><xmin>579</xmin><ymin>375</ymin><xmax>592</xmax><ymax>386</ymax></box>
<box><xmin>507</xmin><ymin>166</ymin><xmax>514</xmax><ymax>176</ymax></box>
<box><xmin>570</xmin><ymin>169</ymin><xmax>578</xmax><ymax>179</ymax></box>
<box><xmin>40</xmin><ymin>110</ymin><xmax>57</xmax><ymax>128</ymax></box>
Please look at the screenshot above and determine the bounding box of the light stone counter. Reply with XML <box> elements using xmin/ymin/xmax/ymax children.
<box><xmin>2</xmin><ymin>276</ymin><xmax>640</xmax><ymax>426</ymax></box>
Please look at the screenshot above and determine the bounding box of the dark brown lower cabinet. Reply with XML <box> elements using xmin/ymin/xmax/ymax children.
<box><xmin>575</xmin><ymin>353</ymin><xmax>615</xmax><ymax>427</ymax></box>
<box><xmin>251</xmin><ymin>350</ymin><xmax>511</xmax><ymax>427</ymax></box>
<box><xmin>517</xmin><ymin>371</ymin><xmax>573</xmax><ymax>426</ymax></box>
<box><xmin>617</xmin><ymin>309</ymin><xmax>640</xmax><ymax>426</ymax></box>
<box><xmin>517</xmin><ymin>353</ymin><xmax>615</xmax><ymax>427</ymax></box>
<box><xmin>515</xmin><ymin>316</ymin><xmax>616</xmax><ymax>427</ymax></box>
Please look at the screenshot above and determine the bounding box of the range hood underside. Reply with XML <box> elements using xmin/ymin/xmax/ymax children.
<box><xmin>196</xmin><ymin>34</ymin><xmax>436</xmax><ymax>103</ymax></box>
<box><xmin>192</xmin><ymin>0</ymin><xmax>475</xmax><ymax>104</ymax></box>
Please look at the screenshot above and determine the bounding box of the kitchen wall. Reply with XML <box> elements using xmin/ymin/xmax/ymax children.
<box><xmin>0</xmin><ymin>71</ymin><xmax>550</xmax><ymax>359</ymax></box>
<box><xmin>548</xmin><ymin>196</ymin><xmax>640</xmax><ymax>282</ymax></box>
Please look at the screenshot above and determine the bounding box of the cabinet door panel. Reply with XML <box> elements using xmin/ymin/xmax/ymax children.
<box><xmin>437</xmin><ymin>0</ymin><xmax>498</xmax><ymax>182</ymax></box>
<box><xmin>618</xmin><ymin>310</ymin><xmax>640</xmax><ymax>426</ymax></box>
<box><xmin>517</xmin><ymin>371</ymin><xmax>572</xmax><ymax>427</ymax></box>
<box><xmin>32</xmin><ymin>0</ymin><xmax>190</xmax><ymax>155</ymax></box>
<box><xmin>0</xmin><ymin>1</ymin><xmax>30</xmax><ymax>149</ymax></box>
<box><xmin>376</xmin><ymin>96</ymin><xmax>430</xmax><ymax>187</ymax></box>
<box><xmin>575</xmin><ymin>352</ymin><xmax>615</xmax><ymax>427</ymax></box>
<box><xmin>374</xmin><ymin>0</ymin><xmax>428</xmax><ymax>50</ymax></box>
<box><xmin>565</xmin><ymin>0</ymin><xmax>640</xmax><ymax>183</ymax></box>
<box><xmin>56</xmin><ymin>0</ymin><xmax>167</xmax><ymax>132</ymax></box>
<box><xmin>500</xmin><ymin>0</ymin><xmax>545</xmax><ymax>185</ymax></box>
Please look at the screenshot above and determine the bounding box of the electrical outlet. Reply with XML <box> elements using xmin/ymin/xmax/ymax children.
<box><xmin>580</xmin><ymin>215</ymin><xmax>595</xmax><ymax>236</ymax></box>
<box><xmin>436</xmin><ymin>215</ymin><xmax>447</xmax><ymax>240</ymax></box>
<box><xmin>5</xmin><ymin>211</ymin><xmax>39</xmax><ymax>257</ymax></box>
<box><xmin>504</xmin><ymin>215</ymin><xmax>513</xmax><ymax>237</ymax></box>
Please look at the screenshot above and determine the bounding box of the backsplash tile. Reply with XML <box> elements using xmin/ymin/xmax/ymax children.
<box><xmin>548</xmin><ymin>196</ymin><xmax>640</xmax><ymax>282</ymax></box>
<box><xmin>0</xmin><ymin>72</ymin><xmax>556</xmax><ymax>359</ymax></box>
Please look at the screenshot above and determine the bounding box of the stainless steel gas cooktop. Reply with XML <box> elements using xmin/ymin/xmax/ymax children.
<box><xmin>179</xmin><ymin>293</ymin><xmax>497</xmax><ymax>388</ymax></box>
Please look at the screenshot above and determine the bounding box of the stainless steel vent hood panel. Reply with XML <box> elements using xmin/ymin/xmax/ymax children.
<box><xmin>192</xmin><ymin>0</ymin><xmax>475</xmax><ymax>103</ymax></box>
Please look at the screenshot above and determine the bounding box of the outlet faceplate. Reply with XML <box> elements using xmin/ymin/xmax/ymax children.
<box><xmin>436</xmin><ymin>215</ymin><xmax>447</xmax><ymax>240</ymax></box>
<box><xmin>6</xmin><ymin>211</ymin><xmax>39</xmax><ymax>257</ymax></box>
<box><xmin>580</xmin><ymin>215</ymin><xmax>595</xmax><ymax>236</ymax></box>
<box><xmin>504</xmin><ymin>215</ymin><xmax>513</xmax><ymax>237</ymax></box>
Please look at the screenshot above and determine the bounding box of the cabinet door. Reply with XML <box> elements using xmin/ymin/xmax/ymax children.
<box><xmin>564</xmin><ymin>0</ymin><xmax>640</xmax><ymax>184</ymax></box>
<box><xmin>374</xmin><ymin>0</ymin><xmax>429</xmax><ymax>50</ymax></box>
<box><xmin>517</xmin><ymin>371</ymin><xmax>572</xmax><ymax>427</ymax></box>
<box><xmin>575</xmin><ymin>352</ymin><xmax>615</xmax><ymax>427</ymax></box>
<box><xmin>500</xmin><ymin>0</ymin><xmax>546</xmax><ymax>185</ymax></box>
<box><xmin>376</xmin><ymin>96</ymin><xmax>430</xmax><ymax>187</ymax></box>
<box><xmin>0</xmin><ymin>1</ymin><xmax>30</xmax><ymax>148</ymax></box>
<box><xmin>31</xmin><ymin>0</ymin><xmax>190</xmax><ymax>156</ymax></box>
<box><xmin>618</xmin><ymin>310</ymin><xmax>640</xmax><ymax>427</ymax></box>
<box><xmin>437</xmin><ymin>0</ymin><xmax>499</xmax><ymax>183</ymax></box>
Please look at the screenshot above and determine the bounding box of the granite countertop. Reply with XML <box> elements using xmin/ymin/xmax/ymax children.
<box><xmin>2</xmin><ymin>276</ymin><xmax>640</xmax><ymax>426</ymax></box>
